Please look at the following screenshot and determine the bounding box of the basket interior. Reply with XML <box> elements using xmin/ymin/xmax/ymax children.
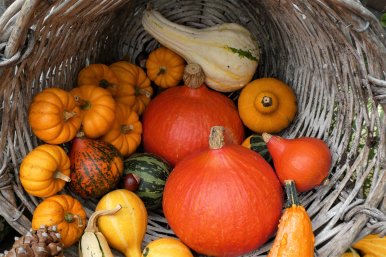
<box><xmin>0</xmin><ymin>0</ymin><xmax>385</xmax><ymax>256</ymax></box>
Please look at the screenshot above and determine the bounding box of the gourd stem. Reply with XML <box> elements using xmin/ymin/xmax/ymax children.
<box><xmin>64</xmin><ymin>213</ymin><xmax>84</xmax><ymax>228</ymax></box>
<box><xmin>209</xmin><ymin>126</ymin><xmax>225</xmax><ymax>149</ymax></box>
<box><xmin>136</xmin><ymin>87</ymin><xmax>151</xmax><ymax>98</ymax></box>
<box><xmin>99</xmin><ymin>79</ymin><xmax>114</xmax><ymax>89</ymax></box>
<box><xmin>84</xmin><ymin>205</ymin><xmax>122</xmax><ymax>233</ymax></box>
<box><xmin>63</xmin><ymin>111</ymin><xmax>77</xmax><ymax>121</ymax></box>
<box><xmin>261</xmin><ymin>96</ymin><xmax>272</xmax><ymax>107</ymax></box>
<box><xmin>183</xmin><ymin>63</ymin><xmax>205</xmax><ymax>89</ymax></box>
<box><xmin>74</xmin><ymin>95</ymin><xmax>91</xmax><ymax>110</ymax></box>
<box><xmin>262</xmin><ymin>132</ymin><xmax>272</xmax><ymax>143</ymax></box>
<box><xmin>157</xmin><ymin>66</ymin><xmax>167</xmax><ymax>75</ymax></box>
<box><xmin>54</xmin><ymin>172</ymin><xmax>71</xmax><ymax>182</ymax></box>
<box><xmin>121</xmin><ymin>124</ymin><xmax>134</xmax><ymax>134</ymax></box>
<box><xmin>284</xmin><ymin>180</ymin><xmax>300</xmax><ymax>206</ymax></box>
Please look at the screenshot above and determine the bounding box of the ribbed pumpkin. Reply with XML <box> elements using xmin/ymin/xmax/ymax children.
<box><xmin>20</xmin><ymin>144</ymin><xmax>71</xmax><ymax>198</ymax></box>
<box><xmin>101</xmin><ymin>104</ymin><xmax>142</xmax><ymax>157</ymax></box>
<box><xmin>77</xmin><ymin>64</ymin><xmax>119</xmax><ymax>91</ymax></box>
<box><xmin>28</xmin><ymin>87</ymin><xmax>82</xmax><ymax>144</ymax></box>
<box><xmin>96</xmin><ymin>189</ymin><xmax>148</xmax><ymax>257</ymax></box>
<box><xmin>69</xmin><ymin>136</ymin><xmax>123</xmax><ymax>199</ymax></box>
<box><xmin>31</xmin><ymin>194</ymin><xmax>87</xmax><ymax>248</ymax></box>
<box><xmin>142</xmin><ymin>64</ymin><xmax>244</xmax><ymax>166</ymax></box>
<box><xmin>163</xmin><ymin>126</ymin><xmax>283</xmax><ymax>257</ymax></box>
<box><xmin>146</xmin><ymin>47</ymin><xmax>185</xmax><ymax>88</ymax></box>
<box><xmin>70</xmin><ymin>85</ymin><xmax>116</xmax><ymax>138</ymax></box>
<box><xmin>352</xmin><ymin>234</ymin><xmax>386</xmax><ymax>257</ymax></box>
<box><xmin>110</xmin><ymin>61</ymin><xmax>153</xmax><ymax>115</ymax></box>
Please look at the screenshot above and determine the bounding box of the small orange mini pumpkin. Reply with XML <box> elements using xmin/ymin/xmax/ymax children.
<box><xmin>70</xmin><ymin>85</ymin><xmax>116</xmax><ymax>138</ymax></box>
<box><xmin>20</xmin><ymin>144</ymin><xmax>71</xmax><ymax>198</ymax></box>
<box><xmin>110</xmin><ymin>61</ymin><xmax>153</xmax><ymax>115</ymax></box>
<box><xmin>77</xmin><ymin>64</ymin><xmax>119</xmax><ymax>92</ymax></box>
<box><xmin>146</xmin><ymin>47</ymin><xmax>185</xmax><ymax>88</ymax></box>
<box><xmin>238</xmin><ymin>78</ymin><xmax>297</xmax><ymax>134</ymax></box>
<box><xmin>32</xmin><ymin>194</ymin><xmax>87</xmax><ymax>248</ymax></box>
<box><xmin>101</xmin><ymin>104</ymin><xmax>142</xmax><ymax>157</ymax></box>
<box><xmin>28</xmin><ymin>87</ymin><xmax>82</xmax><ymax>144</ymax></box>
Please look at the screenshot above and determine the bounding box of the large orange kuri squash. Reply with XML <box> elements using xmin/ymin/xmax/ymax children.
<box><xmin>142</xmin><ymin>64</ymin><xmax>244</xmax><ymax>166</ymax></box>
<box><xmin>163</xmin><ymin>126</ymin><xmax>283</xmax><ymax>257</ymax></box>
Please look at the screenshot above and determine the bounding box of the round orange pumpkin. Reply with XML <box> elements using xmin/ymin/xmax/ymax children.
<box><xmin>110</xmin><ymin>61</ymin><xmax>153</xmax><ymax>115</ymax></box>
<box><xmin>238</xmin><ymin>78</ymin><xmax>297</xmax><ymax>133</ymax></box>
<box><xmin>101</xmin><ymin>103</ymin><xmax>142</xmax><ymax>157</ymax></box>
<box><xmin>163</xmin><ymin>126</ymin><xmax>283</xmax><ymax>256</ymax></box>
<box><xmin>77</xmin><ymin>63</ymin><xmax>119</xmax><ymax>92</ymax></box>
<box><xmin>146</xmin><ymin>47</ymin><xmax>185</xmax><ymax>88</ymax></box>
<box><xmin>70</xmin><ymin>85</ymin><xmax>116</xmax><ymax>138</ymax></box>
<box><xmin>31</xmin><ymin>194</ymin><xmax>87</xmax><ymax>248</ymax></box>
<box><xmin>28</xmin><ymin>87</ymin><xmax>82</xmax><ymax>144</ymax></box>
<box><xmin>20</xmin><ymin>144</ymin><xmax>71</xmax><ymax>198</ymax></box>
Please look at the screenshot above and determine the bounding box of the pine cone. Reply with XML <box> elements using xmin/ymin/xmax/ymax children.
<box><xmin>0</xmin><ymin>225</ymin><xmax>64</xmax><ymax>257</ymax></box>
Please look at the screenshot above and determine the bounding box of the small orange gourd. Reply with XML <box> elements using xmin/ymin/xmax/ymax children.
<box><xmin>141</xmin><ymin>237</ymin><xmax>193</xmax><ymax>257</ymax></box>
<box><xmin>28</xmin><ymin>87</ymin><xmax>82</xmax><ymax>144</ymax></box>
<box><xmin>146</xmin><ymin>47</ymin><xmax>185</xmax><ymax>88</ymax></box>
<box><xmin>70</xmin><ymin>85</ymin><xmax>116</xmax><ymax>138</ymax></box>
<box><xmin>101</xmin><ymin>103</ymin><xmax>142</xmax><ymax>157</ymax></box>
<box><xmin>77</xmin><ymin>64</ymin><xmax>119</xmax><ymax>92</ymax></box>
<box><xmin>32</xmin><ymin>194</ymin><xmax>87</xmax><ymax>248</ymax></box>
<box><xmin>238</xmin><ymin>78</ymin><xmax>297</xmax><ymax>133</ymax></box>
<box><xmin>268</xmin><ymin>180</ymin><xmax>314</xmax><ymax>257</ymax></box>
<box><xmin>20</xmin><ymin>144</ymin><xmax>71</xmax><ymax>198</ymax></box>
<box><xmin>263</xmin><ymin>133</ymin><xmax>331</xmax><ymax>192</ymax></box>
<box><xmin>110</xmin><ymin>61</ymin><xmax>153</xmax><ymax>115</ymax></box>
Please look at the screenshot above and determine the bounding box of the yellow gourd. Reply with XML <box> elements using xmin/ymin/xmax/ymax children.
<box><xmin>142</xmin><ymin>237</ymin><xmax>193</xmax><ymax>257</ymax></box>
<box><xmin>95</xmin><ymin>189</ymin><xmax>148</xmax><ymax>257</ymax></box>
<box><xmin>238</xmin><ymin>78</ymin><xmax>297</xmax><ymax>133</ymax></box>
<box><xmin>352</xmin><ymin>234</ymin><xmax>386</xmax><ymax>257</ymax></box>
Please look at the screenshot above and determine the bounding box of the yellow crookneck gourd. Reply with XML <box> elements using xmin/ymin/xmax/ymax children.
<box><xmin>141</xmin><ymin>237</ymin><xmax>194</xmax><ymax>257</ymax></box>
<box><xmin>79</xmin><ymin>205</ymin><xmax>122</xmax><ymax>257</ymax></box>
<box><xmin>268</xmin><ymin>180</ymin><xmax>314</xmax><ymax>257</ymax></box>
<box><xmin>142</xmin><ymin>8</ymin><xmax>259</xmax><ymax>92</ymax></box>
<box><xmin>238</xmin><ymin>77</ymin><xmax>297</xmax><ymax>134</ymax></box>
<box><xmin>96</xmin><ymin>189</ymin><xmax>148</xmax><ymax>257</ymax></box>
<box><xmin>352</xmin><ymin>234</ymin><xmax>386</xmax><ymax>257</ymax></box>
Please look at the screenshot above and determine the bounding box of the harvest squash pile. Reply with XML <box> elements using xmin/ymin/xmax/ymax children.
<box><xmin>7</xmin><ymin>6</ymin><xmax>381</xmax><ymax>257</ymax></box>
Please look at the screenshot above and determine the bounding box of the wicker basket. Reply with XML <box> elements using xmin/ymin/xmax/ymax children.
<box><xmin>0</xmin><ymin>0</ymin><xmax>385</xmax><ymax>256</ymax></box>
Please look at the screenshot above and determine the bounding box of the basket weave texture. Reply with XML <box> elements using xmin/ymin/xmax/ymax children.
<box><xmin>0</xmin><ymin>0</ymin><xmax>386</xmax><ymax>256</ymax></box>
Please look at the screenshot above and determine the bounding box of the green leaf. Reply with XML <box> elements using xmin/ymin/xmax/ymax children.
<box><xmin>381</xmin><ymin>13</ymin><xmax>386</xmax><ymax>28</ymax></box>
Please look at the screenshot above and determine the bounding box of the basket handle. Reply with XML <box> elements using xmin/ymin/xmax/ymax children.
<box><xmin>2</xmin><ymin>0</ymin><xmax>39</xmax><ymax>59</ymax></box>
<box><xmin>327</xmin><ymin>0</ymin><xmax>384</xmax><ymax>32</ymax></box>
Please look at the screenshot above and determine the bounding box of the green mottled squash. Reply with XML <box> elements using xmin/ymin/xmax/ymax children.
<box><xmin>69</xmin><ymin>136</ymin><xmax>123</xmax><ymax>199</ymax></box>
<box><xmin>122</xmin><ymin>153</ymin><xmax>171</xmax><ymax>210</ymax></box>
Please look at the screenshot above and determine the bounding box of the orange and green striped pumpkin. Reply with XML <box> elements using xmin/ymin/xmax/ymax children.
<box><xmin>69</xmin><ymin>136</ymin><xmax>123</xmax><ymax>199</ymax></box>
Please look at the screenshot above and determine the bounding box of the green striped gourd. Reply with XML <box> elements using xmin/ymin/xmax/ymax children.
<box><xmin>123</xmin><ymin>153</ymin><xmax>171</xmax><ymax>210</ymax></box>
<box><xmin>242</xmin><ymin>134</ymin><xmax>272</xmax><ymax>163</ymax></box>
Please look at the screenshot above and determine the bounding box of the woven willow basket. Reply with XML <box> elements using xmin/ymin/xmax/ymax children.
<box><xmin>1</xmin><ymin>0</ymin><xmax>386</xmax><ymax>256</ymax></box>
